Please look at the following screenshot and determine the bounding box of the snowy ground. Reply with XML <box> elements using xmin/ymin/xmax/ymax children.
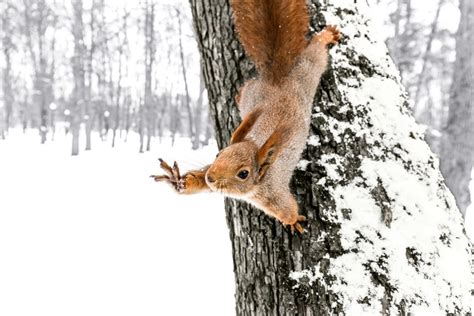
<box><xmin>0</xmin><ymin>130</ymin><xmax>234</xmax><ymax>316</ymax></box>
<box><xmin>0</xmin><ymin>130</ymin><xmax>472</xmax><ymax>316</ymax></box>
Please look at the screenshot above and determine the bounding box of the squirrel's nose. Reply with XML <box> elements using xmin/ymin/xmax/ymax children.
<box><xmin>206</xmin><ymin>174</ymin><xmax>216</xmax><ymax>184</ymax></box>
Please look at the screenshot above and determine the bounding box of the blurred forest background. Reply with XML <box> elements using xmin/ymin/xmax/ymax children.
<box><xmin>0</xmin><ymin>0</ymin><xmax>472</xmax><ymax>214</ymax></box>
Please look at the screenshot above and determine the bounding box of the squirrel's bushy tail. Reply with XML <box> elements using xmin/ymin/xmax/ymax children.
<box><xmin>231</xmin><ymin>0</ymin><xmax>309</xmax><ymax>82</ymax></box>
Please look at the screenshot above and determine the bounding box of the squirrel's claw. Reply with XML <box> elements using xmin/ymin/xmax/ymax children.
<box><xmin>150</xmin><ymin>175</ymin><xmax>170</xmax><ymax>182</ymax></box>
<box><xmin>325</xmin><ymin>25</ymin><xmax>341</xmax><ymax>44</ymax></box>
<box><xmin>288</xmin><ymin>215</ymin><xmax>307</xmax><ymax>234</ymax></box>
<box><xmin>177</xmin><ymin>178</ymin><xmax>187</xmax><ymax>193</ymax></box>
<box><xmin>172</xmin><ymin>161</ymin><xmax>181</xmax><ymax>181</ymax></box>
<box><xmin>158</xmin><ymin>158</ymin><xmax>175</xmax><ymax>179</ymax></box>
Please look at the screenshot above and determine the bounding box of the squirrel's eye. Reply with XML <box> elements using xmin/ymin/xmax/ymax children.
<box><xmin>237</xmin><ymin>170</ymin><xmax>249</xmax><ymax>180</ymax></box>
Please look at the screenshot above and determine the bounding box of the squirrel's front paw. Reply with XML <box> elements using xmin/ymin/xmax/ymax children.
<box><xmin>151</xmin><ymin>158</ymin><xmax>183</xmax><ymax>192</ymax></box>
<box><xmin>151</xmin><ymin>159</ymin><xmax>203</xmax><ymax>194</ymax></box>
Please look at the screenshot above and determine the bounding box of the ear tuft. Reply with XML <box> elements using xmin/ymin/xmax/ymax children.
<box><xmin>257</xmin><ymin>125</ymin><xmax>291</xmax><ymax>181</ymax></box>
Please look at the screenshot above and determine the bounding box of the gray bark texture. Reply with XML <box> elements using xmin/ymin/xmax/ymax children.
<box><xmin>190</xmin><ymin>0</ymin><xmax>471</xmax><ymax>314</ymax></box>
<box><xmin>71</xmin><ymin>0</ymin><xmax>86</xmax><ymax>156</ymax></box>
<box><xmin>1</xmin><ymin>2</ymin><xmax>14</xmax><ymax>137</ymax></box>
<box><xmin>440</xmin><ymin>0</ymin><xmax>473</xmax><ymax>217</ymax></box>
<box><xmin>144</xmin><ymin>1</ymin><xmax>155</xmax><ymax>153</ymax></box>
<box><xmin>23</xmin><ymin>0</ymin><xmax>55</xmax><ymax>144</ymax></box>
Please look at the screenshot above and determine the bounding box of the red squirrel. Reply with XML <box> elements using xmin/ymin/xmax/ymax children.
<box><xmin>151</xmin><ymin>0</ymin><xmax>340</xmax><ymax>233</ymax></box>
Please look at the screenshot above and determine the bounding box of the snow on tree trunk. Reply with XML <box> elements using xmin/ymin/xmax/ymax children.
<box><xmin>440</xmin><ymin>0</ymin><xmax>473</xmax><ymax>217</ymax></box>
<box><xmin>190</xmin><ymin>0</ymin><xmax>472</xmax><ymax>314</ymax></box>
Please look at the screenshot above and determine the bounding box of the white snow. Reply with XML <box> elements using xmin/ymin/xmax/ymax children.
<box><xmin>0</xmin><ymin>130</ymin><xmax>234</xmax><ymax>316</ymax></box>
<box><xmin>0</xmin><ymin>129</ymin><xmax>472</xmax><ymax>315</ymax></box>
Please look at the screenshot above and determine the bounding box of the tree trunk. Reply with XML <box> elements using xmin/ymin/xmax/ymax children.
<box><xmin>412</xmin><ymin>0</ymin><xmax>444</xmax><ymax>114</ymax></box>
<box><xmin>139</xmin><ymin>100</ymin><xmax>145</xmax><ymax>153</ymax></box>
<box><xmin>71</xmin><ymin>0</ymin><xmax>86</xmax><ymax>156</ymax></box>
<box><xmin>1</xmin><ymin>2</ymin><xmax>14</xmax><ymax>137</ymax></box>
<box><xmin>112</xmin><ymin>47</ymin><xmax>123</xmax><ymax>148</ymax></box>
<box><xmin>176</xmin><ymin>8</ymin><xmax>195</xmax><ymax>141</ymax></box>
<box><xmin>192</xmin><ymin>70</ymin><xmax>205</xmax><ymax>149</ymax></box>
<box><xmin>144</xmin><ymin>1</ymin><xmax>155</xmax><ymax>152</ymax></box>
<box><xmin>440</xmin><ymin>0</ymin><xmax>473</xmax><ymax>217</ymax></box>
<box><xmin>190</xmin><ymin>0</ymin><xmax>472</xmax><ymax>314</ymax></box>
<box><xmin>23</xmin><ymin>0</ymin><xmax>53</xmax><ymax>144</ymax></box>
<box><xmin>84</xmin><ymin>0</ymin><xmax>97</xmax><ymax>151</ymax></box>
<box><xmin>124</xmin><ymin>96</ymin><xmax>131</xmax><ymax>142</ymax></box>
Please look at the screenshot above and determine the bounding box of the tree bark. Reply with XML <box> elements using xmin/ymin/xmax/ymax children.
<box><xmin>84</xmin><ymin>0</ymin><xmax>99</xmax><ymax>151</ymax></box>
<box><xmin>412</xmin><ymin>0</ymin><xmax>444</xmax><ymax>114</ymax></box>
<box><xmin>176</xmin><ymin>8</ymin><xmax>195</xmax><ymax>142</ymax></box>
<box><xmin>192</xmin><ymin>70</ymin><xmax>205</xmax><ymax>149</ymax></box>
<box><xmin>71</xmin><ymin>0</ymin><xmax>86</xmax><ymax>156</ymax></box>
<box><xmin>190</xmin><ymin>0</ymin><xmax>472</xmax><ymax>314</ymax></box>
<box><xmin>23</xmin><ymin>0</ymin><xmax>54</xmax><ymax>144</ymax></box>
<box><xmin>1</xmin><ymin>2</ymin><xmax>14</xmax><ymax>137</ymax></box>
<box><xmin>144</xmin><ymin>1</ymin><xmax>155</xmax><ymax>152</ymax></box>
<box><xmin>440</xmin><ymin>0</ymin><xmax>473</xmax><ymax>217</ymax></box>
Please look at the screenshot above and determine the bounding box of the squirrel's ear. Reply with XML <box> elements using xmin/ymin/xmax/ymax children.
<box><xmin>230</xmin><ymin>108</ymin><xmax>263</xmax><ymax>144</ymax></box>
<box><xmin>256</xmin><ymin>126</ymin><xmax>290</xmax><ymax>181</ymax></box>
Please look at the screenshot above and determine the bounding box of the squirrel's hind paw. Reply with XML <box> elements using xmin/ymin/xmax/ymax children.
<box><xmin>315</xmin><ymin>25</ymin><xmax>341</xmax><ymax>46</ymax></box>
<box><xmin>288</xmin><ymin>215</ymin><xmax>307</xmax><ymax>234</ymax></box>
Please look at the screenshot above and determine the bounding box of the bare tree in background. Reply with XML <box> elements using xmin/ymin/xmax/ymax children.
<box><xmin>176</xmin><ymin>7</ymin><xmax>194</xmax><ymax>145</ymax></box>
<box><xmin>412</xmin><ymin>0</ymin><xmax>444</xmax><ymax>114</ymax></box>
<box><xmin>23</xmin><ymin>0</ymin><xmax>56</xmax><ymax>144</ymax></box>
<box><xmin>384</xmin><ymin>0</ymin><xmax>454</xmax><ymax>153</ymax></box>
<box><xmin>192</xmin><ymin>69</ymin><xmax>205</xmax><ymax>149</ymax></box>
<box><xmin>112</xmin><ymin>11</ymin><xmax>129</xmax><ymax>148</ymax></box>
<box><xmin>84</xmin><ymin>0</ymin><xmax>99</xmax><ymax>151</ymax></box>
<box><xmin>1</xmin><ymin>1</ymin><xmax>15</xmax><ymax>139</ymax></box>
<box><xmin>2</xmin><ymin>1</ymin><xmax>206</xmax><ymax>154</ymax></box>
<box><xmin>440</xmin><ymin>0</ymin><xmax>473</xmax><ymax>217</ymax></box>
<box><xmin>144</xmin><ymin>1</ymin><xmax>155</xmax><ymax>153</ymax></box>
<box><xmin>96</xmin><ymin>1</ymin><xmax>109</xmax><ymax>143</ymax></box>
<box><xmin>387</xmin><ymin>0</ymin><xmax>416</xmax><ymax>80</ymax></box>
<box><xmin>71</xmin><ymin>0</ymin><xmax>86</xmax><ymax>156</ymax></box>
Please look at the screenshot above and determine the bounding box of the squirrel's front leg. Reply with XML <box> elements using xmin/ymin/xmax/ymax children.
<box><xmin>151</xmin><ymin>159</ymin><xmax>211</xmax><ymax>194</ymax></box>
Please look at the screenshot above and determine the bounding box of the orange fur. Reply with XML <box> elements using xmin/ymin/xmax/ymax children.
<box><xmin>181</xmin><ymin>169</ymin><xmax>210</xmax><ymax>194</ymax></box>
<box><xmin>231</xmin><ymin>0</ymin><xmax>309</xmax><ymax>83</ymax></box>
<box><xmin>257</xmin><ymin>125</ymin><xmax>290</xmax><ymax>181</ymax></box>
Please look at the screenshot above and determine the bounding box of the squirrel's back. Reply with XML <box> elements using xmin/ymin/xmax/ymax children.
<box><xmin>231</xmin><ymin>0</ymin><xmax>310</xmax><ymax>83</ymax></box>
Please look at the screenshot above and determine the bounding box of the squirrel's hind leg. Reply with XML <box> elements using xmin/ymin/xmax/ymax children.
<box><xmin>312</xmin><ymin>25</ymin><xmax>341</xmax><ymax>47</ymax></box>
<box><xmin>255</xmin><ymin>191</ymin><xmax>307</xmax><ymax>233</ymax></box>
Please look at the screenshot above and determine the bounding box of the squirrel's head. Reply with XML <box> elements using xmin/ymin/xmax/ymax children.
<box><xmin>205</xmin><ymin>108</ymin><xmax>289</xmax><ymax>196</ymax></box>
